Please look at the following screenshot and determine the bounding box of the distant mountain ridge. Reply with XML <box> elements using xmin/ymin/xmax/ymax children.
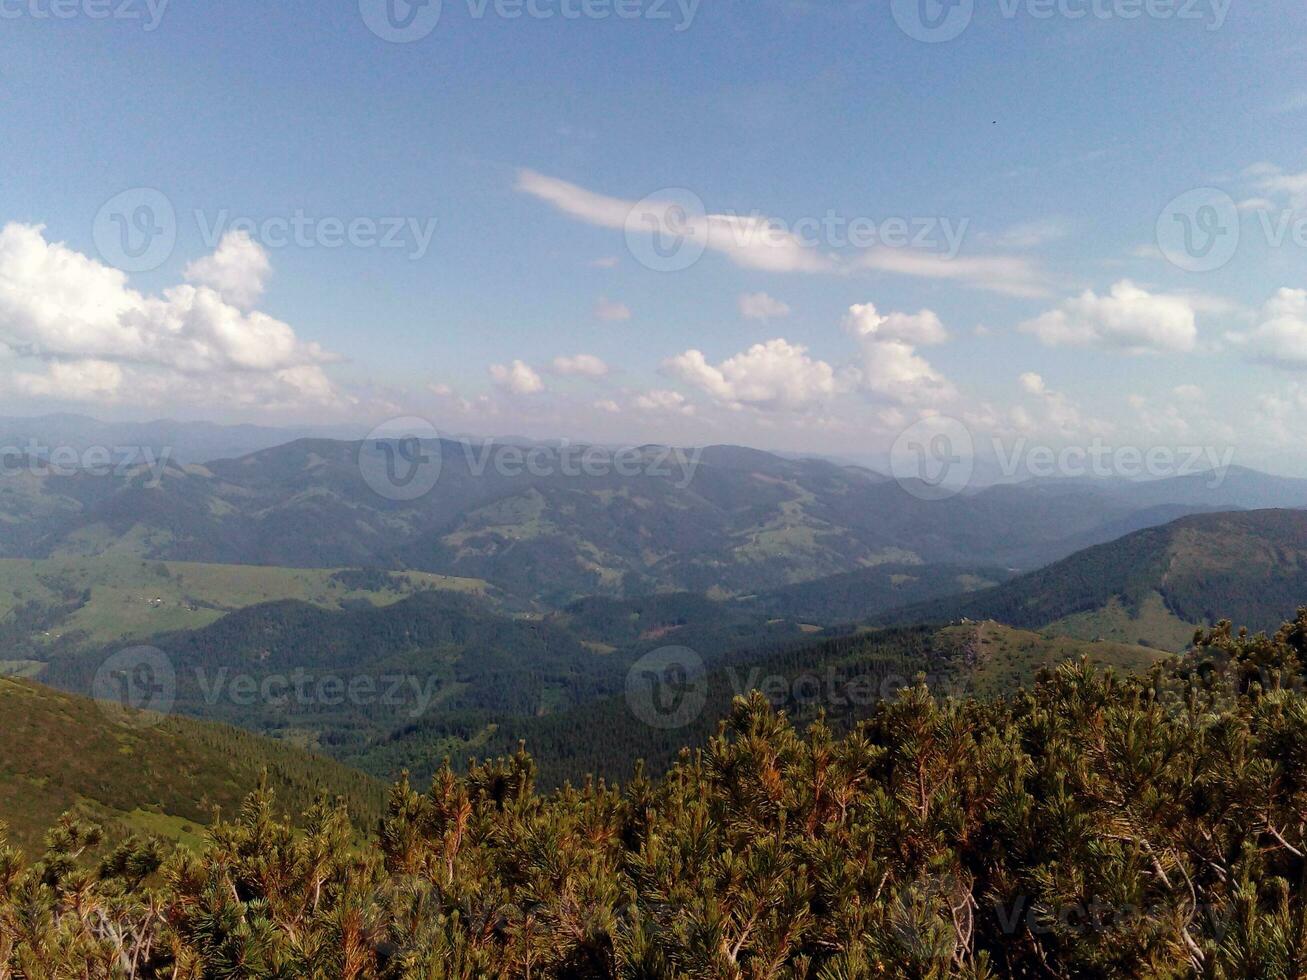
<box><xmin>878</xmin><ymin>509</ymin><xmax>1307</xmax><ymax>650</ymax></box>
<box><xmin>3</xmin><ymin>423</ymin><xmax>1306</xmax><ymax>604</ymax></box>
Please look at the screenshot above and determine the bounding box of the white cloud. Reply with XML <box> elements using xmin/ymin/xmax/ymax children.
<box><xmin>1248</xmin><ymin>163</ymin><xmax>1307</xmax><ymax>208</ymax></box>
<box><xmin>517</xmin><ymin>169</ymin><xmax>830</xmax><ymax>274</ymax></box>
<box><xmin>489</xmin><ymin>359</ymin><xmax>546</xmax><ymax>395</ymax></box>
<box><xmin>633</xmin><ymin>389</ymin><xmax>694</xmax><ymax>414</ymax></box>
<box><xmin>551</xmin><ymin>353</ymin><xmax>609</xmax><ymax>377</ymax></box>
<box><xmin>664</xmin><ymin>339</ymin><xmax>839</xmax><ymax>411</ymax></box>
<box><xmin>589</xmin><ymin>256</ymin><xmax>620</xmax><ymax>269</ymax></box>
<box><xmin>1019</xmin><ymin>280</ymin><xmax>1197</xmax><ymax>353</ymax></box>
<box><xmin>843</xmin><ymin>303</ymin><xmax>947</xmax><ymax>346</ymax></box>
<box><xmin>738</xmin><ymin>292</ymin><xmax>792</xmax><ymax>320</ymax></box>
<box><xmin>183</xmin><ymin>230</ymin><xmax>270</xmax><ymax>309</ymax></box>
<box><xmin>593</xmin><ymin>398</ymin><xmax>621</xmax><ymax>413</ymax></box>
<box><xmin>594</xmin><ymin>297</ymin><xmax>632</xmax><ymax>322</ymax></box>
<box><xmin>0</xmin><ymin>222</ymin><xmax>342</xmax><ymax>410</ymax></box>
<box><xmin>842</xmin><ymin>303</ymin><xmax>954</xmax><ymax>405</ymax></box>
<box><xmin>857</xmin><ymin>249</ymin><xmax>1050</xmax><ymax>298</ymax></box>
<box><xmin>1019</xmin><ymin>372</ymin><xmax>1046</xmax><ymax>396</ymax></box>
<box><xmin>428</xmin><ymin>382</ymin><xmax>455</xmax><ymax>397</ymax></box>
<box><xmin>13</xmin><ymin>359</ymin><xmax>124</xmax><ymax>401</ymax></box>
<box><xmin>1232</xmin><ymin>288</ymin><xmax>1307</xmax><ymax>367</ymax></box>
<box><xmin>517</xmin><ymin>169</ymin><xmax>1051</xmax><ymax>295</ymax></box>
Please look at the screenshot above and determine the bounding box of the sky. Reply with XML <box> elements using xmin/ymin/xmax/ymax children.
<box><xmin>2</xmin><ymin>0</ymin><xmax>1307</xmax><ymax>475</ymax></box>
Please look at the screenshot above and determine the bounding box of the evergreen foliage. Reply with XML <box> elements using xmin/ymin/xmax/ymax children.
<box><xmin>8</xmin><ymin>609</ymin><xmax>1307</xmax><ymax>976</ymax></box>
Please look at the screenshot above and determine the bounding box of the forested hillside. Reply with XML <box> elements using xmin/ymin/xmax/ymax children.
<box><xmin>879</xmin><ymin>509</ymin><xmax>1307</xmax><ymax>650</ymax></box>
<box><xmin>7</xmin><ymin>609</ymin><xmax>1307</xmax><ymax>977</ymax></box>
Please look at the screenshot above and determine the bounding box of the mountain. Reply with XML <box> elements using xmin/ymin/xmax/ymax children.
<box><xmin>8</xmin><ymin>431</ymin><xmax>1304</xmax><ymax>604</ymax></box>
<box><xmin>355</xmin><ymin>619</ymin><xmax>1165</xmax><ymax>789</ymax></box>
<box><xmin>0</xmin><ymin>675</ymin><xmax>384</xmax><ymax>853</ymax></box>
<box><xmin>879</xmin><ymin>509</ymin><xmax>1307</xmax><ymax>650</ymax></box>
<box><xmin>37</xmin><ymin>586</ymin><xmax>826</xmax><ymax>758</ymax></box>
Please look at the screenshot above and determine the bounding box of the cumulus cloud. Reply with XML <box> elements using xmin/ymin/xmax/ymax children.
<box><xmin>1019</xmin><ymin>281</ymin><xmax>1197</xmax><ymax>353</ymax></box>
<box><xmin>1247</xmin><ymin>163</ymin><xmax>1307</xmax><ymax>208</ymax></box>
<box><xmin>843</xmin><ymin>303</ymin><xmax>948</xmax><ymax>346</ymax></box>
<box><xmin>1232</xmin><ymin>288</ymin><xmax>1307</xmax><ymax>367</ymax></box>
<box><xmin>0</xmin><ymin>222</ymin><xmax>342</xmax><ymax>409</ymax></box>
<box><xmin>664</xmin><ymin>339</ymin><xmax>839</xmax><ymax>411</ymax></box>
<box><xmin>1019</xmin><ymin>372</ymin><xmax>1046</xmax><ymax>396</ymax></box>
<box><xmin>842</xmin><ymin>303</ymin><xmax>954</xmax><ymax>405</ymax></box>
<box><xmin>738</xmin><ymin>292</ymin><xmax>791</xmax><ymax>320</ymax></box>
<box><xmin>489</xmin><ymin>359</ymin><xmax>546</xmax><ymax>394</ymax></box>
<box><xmin>183</xmin><ymin>230</ymin><xmax>271</xmax><ymax>309</ymax></box>
<box><xmin>633</xmin><ymin>389</ymin><xmax>694</xmax><ymax>414</ymax></box>
<box><xmin>594</xmin><ymin>297</ymin><xmax>632</xmax><ymax>322</ymax></box>
<box><xmin>551</xmin><ymin>353</ymin><xmax>609</xmax><ymax>377</ymax></box>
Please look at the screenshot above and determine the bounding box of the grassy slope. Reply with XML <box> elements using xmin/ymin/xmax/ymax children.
<box><xmin>0</xmin><ymin>555</ymin><xmax>490</xmax><ymax>652</ymax></box>
<box><xmin>0</xmin><ymin>676</ymin><xmax>385</xmax><ymax>854</ymax></box>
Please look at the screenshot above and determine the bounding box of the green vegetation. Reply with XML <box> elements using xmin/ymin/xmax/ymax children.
<box><xmin>0</xmin><ymin>555</ymin><xmax>490</xmax><ymax>655</ymax></box>
<box><xmin>9</xmin><ymin>610</ymin><xmax>1307</xmax><ymax>976</ymax></box>
<box><xmin>356</xmin><ymin>621</ymin><xmax>1165</xmax><ymax>790</ymax></box>
<box><xmin>881</xmin><ymin>509</ymin><xmax>1307</xmax><ymax>651</ymax></box>
<box><xmin>0</xmin><ymin>676</ymin><xmax>384</xmax><ymax>854</ymax></box>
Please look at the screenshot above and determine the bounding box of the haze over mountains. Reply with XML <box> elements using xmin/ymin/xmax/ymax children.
<box><xmin>5</xmin><ymin>417</ymin><xmax>1307</xmax><ymax>606</ymax></box>
<box><xmin>7</xmin><ymin>416</ymin><xmax>1307</xmax><ymax>836</ymax></box>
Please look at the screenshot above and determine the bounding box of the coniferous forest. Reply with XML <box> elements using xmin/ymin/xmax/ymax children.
<box><xmin>8</xmin><ymin>610</ymin><xmax>1307</xmax><ymax>978</ymax></box>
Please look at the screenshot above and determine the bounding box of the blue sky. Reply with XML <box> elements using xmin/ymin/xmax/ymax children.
<box><xmin>2</xmin><ymin>0</ymin><xmax>1307</xmax><ymax>472</ymax></box>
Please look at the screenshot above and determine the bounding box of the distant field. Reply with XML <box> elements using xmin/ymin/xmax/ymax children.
<box><xmin>1045</xmin><ymin>591</ymin><xmax>1199</xmax><ymax>652</ymax></box>
<box><xmin>0</xmin><ymin>556</ymin><xmax>491</xmax><ymax>653</ymax></box>
<box><xmin>939</xmin><ymin>621</ymin><xmax>1170</xmax><ymax>697</ymax></box>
